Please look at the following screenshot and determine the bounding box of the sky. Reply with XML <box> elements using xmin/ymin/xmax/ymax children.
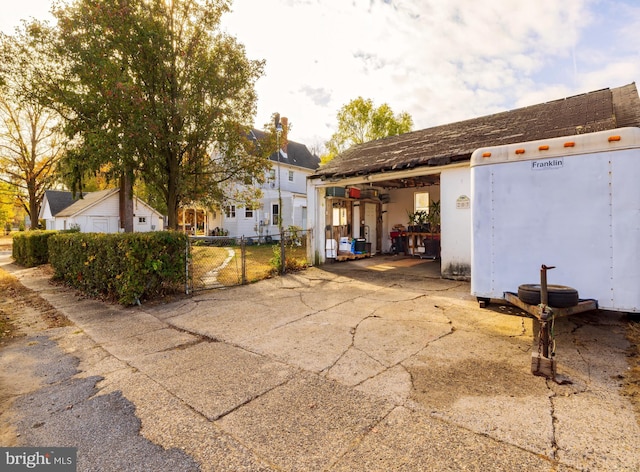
<box><xmin>2</xmin><ymin>0</ymin><xmax>639</xmax><ymax>154</ymax></box>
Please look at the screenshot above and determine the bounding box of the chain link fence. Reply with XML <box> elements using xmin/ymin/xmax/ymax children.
<box><xmin>187</xmin><ymin>229</ymin><xmax>311</xmax><ymax>292</ymax></box>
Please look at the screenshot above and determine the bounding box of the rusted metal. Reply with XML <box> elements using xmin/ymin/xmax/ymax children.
<box><xmin>504</xmin><ymin>264</ymin><xmax>598</xmax><ymax>379</ymax></box>
<box><xmin>540</xmin><ymin>264</ymin><xmax>555</xmax><ymax>307</ymax></box>
<box><xmin>503</xmin><ymin>292</ymin><xmax>597</xmax><ymax>320</ymax></box>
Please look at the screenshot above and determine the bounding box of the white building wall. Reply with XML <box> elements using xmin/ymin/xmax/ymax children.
<box><xmin>222</xmin><ymin>163</ymin><xmax>313</xmax><ymax>238</ymax></box>
<box><xmin>440</xmin><ymin>167</ymin><xmax>471</xmax><ymax>279</ymax></box>
<box><xmin>57</xmin><ymin>195</ymin><xmax>163</xmax><ymax>233</ymax></box>
<box><xmin>132</xmin><ymin>200</ymin><xmax>163</xmax><ymax>232</ymax></box>
<box><xmin>88</xmin><ymin>194</ymin><xmax>120</xmax><ymax>217</ymax></box>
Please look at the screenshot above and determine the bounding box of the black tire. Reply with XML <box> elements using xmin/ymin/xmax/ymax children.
<box><xmin>517</xmin><ymin>284</ymin><xmax>579</xmax><ymax>308</ymax></box>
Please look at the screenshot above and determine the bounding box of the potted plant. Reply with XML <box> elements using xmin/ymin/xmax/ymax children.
<box><xmin>415</xmin><ymin>210</ymin><xmax>428</xmax><ymax>232</ymax></box>
<box><xmin>426</xmin><ymin>200</ymin><xmax>440</xmax><ymax>233</ymax></box>
<box><xmin>406</xmin><ymin>210</ymin><xmax>417</xmax><ymax>232</ymax></box>
<box><xmin>424</xmin><ymin>201</ymin><xmax>441</xmax><ymax>258</ymax></box>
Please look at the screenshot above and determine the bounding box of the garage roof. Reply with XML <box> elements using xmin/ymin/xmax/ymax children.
<box><xmin>313</xmin><ymin>83</ymin><xmax>640</xmax><ymax>181</ymax></box>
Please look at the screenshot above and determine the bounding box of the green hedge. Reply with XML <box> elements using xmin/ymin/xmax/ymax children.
<box><xmin>48</xmin><ymin>231</ymin><xmax>188</xmax><ymax>305</ymax></box>
<box><xmin>12</xmin><ymin>231</ymin><xmax>58</xmax><ymax>267</ymax></box>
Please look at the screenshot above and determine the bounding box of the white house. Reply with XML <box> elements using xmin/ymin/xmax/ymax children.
<box><xmin>39</xmin><ymin>188</ymin><xmax>164</xmax><ymax>233</ymax></box>
<box><xmin>307</xmin><ymin>83</ymin><xmax>640</xmax><ymax>281</ymax></box>
<box><xmin>186</xmin><ymin>126</ymin><xmax>319</xmax><ymax>239</ymax></box>
<box><xmin>219</xmin><ymin>129</ymin><xmax>319</xmax><ymax>240</ymax></box>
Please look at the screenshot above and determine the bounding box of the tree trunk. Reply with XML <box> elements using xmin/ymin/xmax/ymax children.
<box><xmin>28</xmin><ymin>193</ymin><xmax>39</xmax><ymax>230</ymax></box>
<box><xmin>166</xmin><ymin>151</ymin><xmax>180</xmax><ymax>230</ymax></box>
<box><xmin>119</xmin><ymin>169</ymin><xmax>134</xmax><ymax>233</ymax></box>
<box><xmin>27</xmin><ymin>179</ymin><xmax>39</xmax><ymax>230</ymax></box>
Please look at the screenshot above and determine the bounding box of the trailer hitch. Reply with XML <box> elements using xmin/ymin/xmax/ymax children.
<box><xmin>533</xmin><ymin>265</ymin><xmax>557</xmax><ymax>378</ymax></box>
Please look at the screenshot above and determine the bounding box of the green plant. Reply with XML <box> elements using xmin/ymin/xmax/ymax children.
<box><xmin>285</xmin><ymin>225</ymin><xmax>303</xmax><ymax>247</ymax></box>
<box><xmin>11</xmin><ymin>230</ymin><xmax>57</xmax><ymax>267</ymax></box>
<box><xmin>48</xmin><ymin>231</ymin><xmax>188</xmax><ymax>304</ymax></box>
<box><xmin>406</xmin><ymin>210</ymin><xmax>417</xmax><ymax>226</ymax></box>
<box><xmin>427</xmin><ymin>200</ymin><xmax>441</xmax><ymax>232</ymax></box>
<box><xmin>269</xmin><ymin>245</ymin><xmax>283</xmax><ymax>274</ymax></box>
<box><xmin>415</xmin><ymin>210</ymin><xmax>428</xmax><ymax>226</ymax></box>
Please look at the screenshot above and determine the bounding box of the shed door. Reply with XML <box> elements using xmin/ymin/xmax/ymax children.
<box><xmin>92</xmin><ymin>218</ymin><xmax>108</xmax><ymax>233</ymax></box>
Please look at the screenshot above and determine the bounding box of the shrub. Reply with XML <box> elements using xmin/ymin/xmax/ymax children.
<box><xmin>12</xmin><ymin>230</ymin><xmax>57</xmax><ymax>267</ymax></box>
<box><xmin>48</xmin><ymin>231</ymin><xmax>188</xmax><ymax>305</ymax></box>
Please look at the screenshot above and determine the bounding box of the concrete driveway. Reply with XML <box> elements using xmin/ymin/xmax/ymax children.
<box><xmin>2</xmin><ymin>254</ymin><xmax>639</xmax><ymax>471</ymax></box>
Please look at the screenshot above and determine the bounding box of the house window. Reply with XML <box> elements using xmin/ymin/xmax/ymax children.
<box><xmin>288</xmin><ymin>170</ymin><xmax>294</xmax><ymax>182</ymax></box>
<box><xmin>414</xmin><ymin>192</ymin><xmax>430</xmax><ymax>213</ymax></box>
<box><xmin>245</xmin><ymin>208</ymin><xmax>253</xmax><ymax>218</ymax></box>
<box><xmin>269</xmin><ymin>169</ymin><xmax>276</xmax><ymax>181</ymax></box>
<box><xmin>138</xmin><ymin>217</ymin><xmax>147</xmax><ymax>224</ymax></box>
<box><xmin>271</xmin><ymin>203</ymin><xmax>279</xmax><ymax>225</ymax></box>
<box><xmin>225</xmin><ymin>205</ymin><xmax>236</xmax><ymax>218</ymax></box>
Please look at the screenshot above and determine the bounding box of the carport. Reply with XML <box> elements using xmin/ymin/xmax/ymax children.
<box><xmin>307</xmin><ymin>83</ymin><xmax>640</xmax><ymax>282</ymax></box>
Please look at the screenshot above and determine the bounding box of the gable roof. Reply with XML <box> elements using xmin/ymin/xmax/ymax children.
<box><xmin>55</xmin><ymin>188</ymin><xmax>119</xmax><ymax>217</ymax></box>
<box><xmin>313</xmin><ymin>83</ymin><xmax>640</xmax><ymax>181</ymax></box>
<box><xmin>43</xmin><ymin>190</ymin><xmax>86</xmax><ymax>216</ymax></box>
<box><xmin>250</xmin><ymin>129</ymin><xmax>320</xmax><ymax>171</ymax></box>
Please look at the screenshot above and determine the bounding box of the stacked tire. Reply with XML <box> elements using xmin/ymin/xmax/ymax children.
<box><xmin>517</xmin><ymin>284</ymin><xmax>579</xmax><ymax>308</ymax></box>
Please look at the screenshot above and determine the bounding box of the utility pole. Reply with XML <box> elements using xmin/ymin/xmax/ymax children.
<box><xmin>274</xmin><ymin>113</ymin><xmax>285</xmax><ymax>274</ymax></box>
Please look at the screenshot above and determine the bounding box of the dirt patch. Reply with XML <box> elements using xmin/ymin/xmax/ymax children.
<box><xmin>0</xmin><ymin>267</ymin><xmax>71</xmax><ymax>339</ymax></box>
<box><xmin>0</xmin><ymin>265</ymin><xmax>74</xmax><ymax>444</ymax></box>
<box><xmin>409</xmin><ymin>359</ymin><xmax>540</xmax><ymax>410</ymax></box>
<box><xmin>623</xmin><ymin>320</ymin><xmax>640</xmax><ymax>416</ymax></box>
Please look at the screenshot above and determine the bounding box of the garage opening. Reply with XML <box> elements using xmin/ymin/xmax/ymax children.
<box><xmin>323</xmin><ymin>172</ymin><xmax>442</xmax><ymax>261</ymax></box>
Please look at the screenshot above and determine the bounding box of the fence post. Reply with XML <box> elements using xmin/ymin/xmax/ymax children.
<box><xmin>280</xmin><ymin>230</ymin><xmax>286</xmax><ymax>275</ymax></box>
<box><xmin>185</xmin><ymin>237</ymin><xmax>190</xmax><ymax>295</ymax></box>
<box><xmin>241</xmin><ymin>236</ymin><xmax>247</xmax><ymax>285</ymax></box>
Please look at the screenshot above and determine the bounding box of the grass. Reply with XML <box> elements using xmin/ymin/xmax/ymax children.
<box><xmin>190</xmin><ymin>242</ymin><xmax>308</xmax><ymax>288</ymax></box>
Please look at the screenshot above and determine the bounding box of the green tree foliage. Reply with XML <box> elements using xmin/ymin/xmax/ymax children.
<box><xmin>25</xmin><ymin>0</ymin><xmax>266</xmax><ymax>229</ymax></box>
<box><xmin>322</xmin><ymin>97</ymin><xmax>413</xmax><ymax>163</ymax></box>
<box><xmin>0</xmin><ymin>31</ymin><xmax>65</xmax><ymax>229</ymax></box>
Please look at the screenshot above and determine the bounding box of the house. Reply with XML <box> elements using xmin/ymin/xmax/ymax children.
<box><xmin>307</xmin><ymin>83</ymin><xmax>640</xmax><ymax>279</ymax></box>
<box><xmin>39</xmin><ymin>190</ymin><xmax>86</xmax><ymax>230</ymax></box>
<box><xmin>39</xmin><ymin>188</ymin><xmax>164</xmax><ymax>233</ymax></box>
<box><xmin>189</xmin><ymin>123</ymin><xmax>320</xmax><ymax>238</ymax></box>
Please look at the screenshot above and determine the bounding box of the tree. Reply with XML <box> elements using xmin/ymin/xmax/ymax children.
<box><xmin>0</xmin><ymin>181</ymin><xmax>17</xmax><ymax>230</ymax></box>
<box><xmin>322</xmin><ymin>97</ymin><xmax>413</xmax><ymax>163</ymax></box>
<box><xmin>0</xmin><ymin>32</ymin><xmax>65</xmax><ymax>230</ymax></box>
<box><xmin>28</xmin><ymin>0</ymin><xmax>266</xmax><ymax>229</ymax></box>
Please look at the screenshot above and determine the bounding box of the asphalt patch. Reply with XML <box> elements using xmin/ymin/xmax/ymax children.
<box><xmin>5</xmin><ymin>334</ymin><xmax>200</xmax><ymax>471</ymax></box>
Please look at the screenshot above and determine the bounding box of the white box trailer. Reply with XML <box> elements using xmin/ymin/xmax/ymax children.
<box><xmin>471</xmin><ymin>127</ymin><xmax>640</xmax><ymax>313</ymax></box>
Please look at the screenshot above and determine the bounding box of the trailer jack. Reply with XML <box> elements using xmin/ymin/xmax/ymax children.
<box><xmin>503</xmin><ymin>265</ymin><xmax>598</xmax><ymax>380</ymax></box>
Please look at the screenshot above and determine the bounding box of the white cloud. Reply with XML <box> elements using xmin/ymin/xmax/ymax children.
<box><xmin>3</xmin><ymin>0</ymin><xmax>638</xmax><ymax>152</ymax></box>
<box><xmin>222</xmin><ymin>0</ymin><xmax>614</xmax><ymax>149</ymax></box>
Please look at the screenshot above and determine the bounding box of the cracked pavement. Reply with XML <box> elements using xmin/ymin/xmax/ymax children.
<box><xmin>2</xmin><ymin>254</ymin><xmax>639</xmax><ymax>471</ymax></box>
